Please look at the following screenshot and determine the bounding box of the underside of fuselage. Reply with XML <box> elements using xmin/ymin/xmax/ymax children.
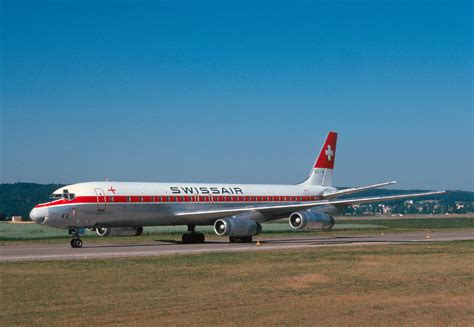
<box><xmin>37</xmin><ymin>201</ymin><xmax>296</xmax><ymax>229</ymax></box>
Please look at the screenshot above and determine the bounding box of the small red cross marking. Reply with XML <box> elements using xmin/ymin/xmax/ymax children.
<box><xmin>107</xmin><ymin>187</ymin><xmax>116</xmax><ymax>195</ymax></box>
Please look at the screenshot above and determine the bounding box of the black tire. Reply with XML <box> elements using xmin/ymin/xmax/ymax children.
<box><xmin>195</xmin><ymin>233</ymin><xmax>205</xmax><ymax>243</ymax></box>
<box><xmin>182</xmin><ymin>233</ymin><xmax>191</xmax><ymax>244</ymax></box>
<box><xmin>70</xmin><ymin>239</ymin><xmax>76</xmax><ymax>248</ymax></box>
<box><xmin>182</xmin><ymin>232</ymin><xmax>205</xmax><ymax>244</ymax></box>
<box><xmin>229</xmin><ymin>236</ymin><xmax>252</xmax><ymax>243</ymax></box>
<box><xmin>75</xmin><ymin>239</ymin><xmax>83</xmax><ymax>248</ymax></box>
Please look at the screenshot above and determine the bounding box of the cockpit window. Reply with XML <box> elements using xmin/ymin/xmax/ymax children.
<box><xmin>50</xmin><ymin>193</ymin><xmax>76</xmax><ymax>201</ymax></box>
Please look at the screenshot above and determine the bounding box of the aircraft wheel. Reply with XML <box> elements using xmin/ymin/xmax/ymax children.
<box><xmin>195</xmin><ymin>233</ymin><xmax>205</xmax><ymax>243</ymax></box>
<box><xmin>75</xmin><ymin>238</ymin><xmax>83</xmax><ymax>248</ymax></box>
<box><xmin>70</xmin><ymin>238</ymin><xmax>83</xmax><ymax>248</ymax></box>
<box><xmin>182</xmin><ymin>233</ymin><xmax>191</xmax><ymax>244</ymax></box>
<box><xmin>229</xmin><ymin>236</ymin><xmax>253</xmax><ymax>243</ymax></box>
<box><xmin>182</xmin><ymin>232</ymin><xmax>205</xmax><ymax>244</ymax></box>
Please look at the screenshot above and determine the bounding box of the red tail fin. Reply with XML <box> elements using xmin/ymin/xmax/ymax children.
<box><xmin>314</xmin><ymin>131</ymin><xmax>337</xmax><ymax>169</ymax></box>
<box><xmin>302</xmin><ymin>131</ymin><xmax>338</xmax><ymax>186</ymax></box>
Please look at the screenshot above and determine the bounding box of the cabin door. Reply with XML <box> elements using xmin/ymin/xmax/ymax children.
<box><xmin>95</xmin><ymin>188</ymin><xmax>106</xmax><ymax>212</ymax></box>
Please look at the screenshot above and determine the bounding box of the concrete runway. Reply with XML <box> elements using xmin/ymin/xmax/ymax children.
<box><xmin>1</xmin><ymin>230</ymin><xmax>473</xmax><ymax>262</ymax></box>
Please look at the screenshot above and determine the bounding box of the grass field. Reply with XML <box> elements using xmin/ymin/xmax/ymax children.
<box><xmin>1</xmin><ymin>241</ymin><xmax>473</xmax><ymax>326</ymax></box>
<box><xmin>1</xmin><ymin>216</ymin><xmax>473</xmax><ymax>244</ymax></box>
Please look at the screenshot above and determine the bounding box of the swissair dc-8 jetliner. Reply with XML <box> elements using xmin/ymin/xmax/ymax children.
<box><xmin>30</xmin><ymin>132</ymin><xmax>444</xmax><ymax>248</ymax></box>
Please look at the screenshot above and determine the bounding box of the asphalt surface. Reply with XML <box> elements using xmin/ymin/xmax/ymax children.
<box><xmin>1</xmin><ymin>230</ymin><xmax>473</xmax><ymax>262</ymax></box>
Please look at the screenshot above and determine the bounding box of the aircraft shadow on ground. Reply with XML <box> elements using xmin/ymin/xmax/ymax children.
<box><xmin>83</xmin><ymin>239</ymin><xmax>225</xmax><ymax>248</ymax></box>
<box><xmin>81</xmin><ymin>235</ymin><xmax>422</xmax><ymax>249</ymax></box>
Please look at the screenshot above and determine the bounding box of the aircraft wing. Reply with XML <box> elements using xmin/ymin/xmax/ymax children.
<box><xmin>174</xmin><ymin>190</ymin><xmax>445</xmax><ymax>219</ymax></box>
<box><xmin>322</xmin><ymin>181</ymin><xmax>397</xmax><ymax>199</ymax></box>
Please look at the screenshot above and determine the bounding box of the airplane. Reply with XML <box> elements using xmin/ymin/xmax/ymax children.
<box><xmin>29</xmin><ymin>131</ymin><xmax>445</xmax><ymax>248</ymax></box>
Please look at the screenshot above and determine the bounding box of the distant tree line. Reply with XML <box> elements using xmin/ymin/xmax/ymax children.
<box><xmin>0</xmin><ymin>183</ymin><xmax>65</xmax><ymax>220</ymax></box>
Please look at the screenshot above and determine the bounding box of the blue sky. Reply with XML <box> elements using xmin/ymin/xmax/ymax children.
<box><xmin>1</xmin><ymin>0</ymin><xmax>472</xmax><ymax>190</ymax></box>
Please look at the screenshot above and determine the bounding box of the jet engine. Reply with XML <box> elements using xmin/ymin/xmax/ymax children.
<box><xmin>289</xmin><ymin>210</ymin><xmax>335</xmax><ymax>230</ymax></box>
<box><xmin>95</xmin><ymin>227</ymin><xmax>144</xmax><ymax>237</ymax></box>
<box><xmin>214</xmin><ymin>217</ymin><xmax>262</xmax><ymax>237</ymax></box>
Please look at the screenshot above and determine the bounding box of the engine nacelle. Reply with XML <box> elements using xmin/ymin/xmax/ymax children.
<box><xmin>95</xmin><ymin>227</ymin><xmax>144</xmax><ymax>237</ymax></box>
<box><xmin>289</xmin><ymin>211</ymin><xmax>335</xmax><ymax>230</ymax></box>
<box><xmin>214</xmin><ymin>218</ymin><xmax>262</xmax><ymax>237</ymax></box>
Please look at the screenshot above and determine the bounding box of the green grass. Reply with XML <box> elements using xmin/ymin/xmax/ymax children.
<box><xmin>1</xmin><ymin>241</ymin><xmax>473</xmax><ymax>326</ymax></box>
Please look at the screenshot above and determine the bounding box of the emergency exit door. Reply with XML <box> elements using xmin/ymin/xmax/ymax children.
<box><xmin>95</xmin><ymin>188</ymin><xmax>106</xmax><ymax>211</ymax></box>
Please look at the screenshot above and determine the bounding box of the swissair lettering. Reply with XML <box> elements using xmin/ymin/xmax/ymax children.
<box><xmin>170</xmin><ymin>186</ymin><xmax>244</xmax><ymax>195</ymax></box>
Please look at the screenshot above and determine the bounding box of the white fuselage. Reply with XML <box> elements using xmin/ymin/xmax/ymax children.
<box><xmin>30</xmin><ymin>181</ymin><xmax>336</xmax><ymax>229</ymax></box>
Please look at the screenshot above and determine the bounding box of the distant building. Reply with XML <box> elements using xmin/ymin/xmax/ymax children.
<box><xmin>11</xmin><ymin>216</ymin><xmax>23</xmax><ymax>222</ymax></box>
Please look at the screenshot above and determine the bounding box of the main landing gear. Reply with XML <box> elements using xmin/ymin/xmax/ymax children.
<box><xmin>229</xmin><ymin>236</ymin><xmax>253</xmax><ymax>243</ymax></box>
<box><xmin>69</xmin><ymin>228</ymin><xmax>83</xmax><ymax>248</ymax></box>
<box><xmin>182</xmin><ymin>225</ymin><xmax>205</xmax><ymax>244</ymax></box>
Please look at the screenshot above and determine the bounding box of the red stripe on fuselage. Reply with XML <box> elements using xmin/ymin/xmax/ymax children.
<box><xmin>34</xmin><ymin>194</ymin><xmax>324</xmax><ymax>208</ymax></box>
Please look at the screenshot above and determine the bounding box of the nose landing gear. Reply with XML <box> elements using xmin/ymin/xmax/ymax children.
<box><xmin>69</xmin><ymin>228</ymin><xmax>83</xmax><ymax>248</ymax></box>
<box><xmin>70</xmin><ymin>238</ymin><xmax>83</xmax><ymax>248</ymax></box>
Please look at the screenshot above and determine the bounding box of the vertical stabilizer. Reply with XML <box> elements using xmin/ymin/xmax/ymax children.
<box><xmin>302</xmin><ymin>131</ymin><xmax>338</xmax><ymax>186</ymax></box>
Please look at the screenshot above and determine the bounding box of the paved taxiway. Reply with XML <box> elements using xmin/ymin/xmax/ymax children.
<box><xmin>1</xmin><ymin>230</ymin><xmax>473</xmax><ymax>262</ymax></box>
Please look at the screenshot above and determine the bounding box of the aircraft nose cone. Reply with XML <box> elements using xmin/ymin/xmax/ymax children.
<box><xmin>30</xmin><ymin>207</ymin><xmax>47</xmax><ymax>224</ymax></box>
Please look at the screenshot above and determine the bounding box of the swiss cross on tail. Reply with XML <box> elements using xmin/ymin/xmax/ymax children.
<box><xmin>314</xmin><ymin>132</ymin><xmax>337</xmax><ymax>169</ymax></box>
<box><xmin>325</xmin><ymin>145</ymin><xmax>334</xmax><ymax>161</ymax></box>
